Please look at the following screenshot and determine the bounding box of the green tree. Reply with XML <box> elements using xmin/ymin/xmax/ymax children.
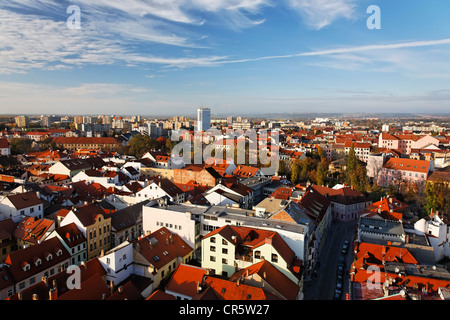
<box><xmin>425</xmin><ymin>182</ymin><xmax>450</xmax><ymax>214</ymax></box>
<box><xmin>128</xmin><ymin>134</ymin><xmax>155</xmax><ymax>158</ymax></box>
<box><xmin>316</xmin><ymin>159</ymin><xmax>329</xmax><ymax>186</ymax></box>
<box><xmin>344</xmin><ymin>143</ymin><xmax>368</xmax><ymax>192</ymax></box>
<box><xmin>10</xmin><ymin>138</ymin><xmax>33</xmax><ymax>155</ymax></box>
<box><xmin>291</xmin><ymin>160</ymin><xmax>300</xmax><ymax>185</ymax></box>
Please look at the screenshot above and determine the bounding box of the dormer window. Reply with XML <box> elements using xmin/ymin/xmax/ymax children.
<box><xmin>55</xmin><ymin>249</ymin><xmax>63</xmax><ymax>257</ymax></box>
<box><xmin>22</xmin><ymin>262</ymin><xmax>31</xmax><ymax>272</ymax></box>
<box><xmin>35</xmin><ymin>258</ymin><xmax>42</xmax><ymax>267</ymax></box>
<box><xmin>46</xmin><ymin>253</ymin><xmax>53</xmax><ymax>261</ymax></box>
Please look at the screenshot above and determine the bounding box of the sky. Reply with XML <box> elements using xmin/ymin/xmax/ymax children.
<box><xmin>0</xmin><ymin>0</ymin><xmax>450</xmax><ymax>117</ymax></box>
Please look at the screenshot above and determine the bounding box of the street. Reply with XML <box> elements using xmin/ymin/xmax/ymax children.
<box><xmin>304</xmin><ymin>219</ymin><xmax>357</xmax><ymax>300</ymax></box>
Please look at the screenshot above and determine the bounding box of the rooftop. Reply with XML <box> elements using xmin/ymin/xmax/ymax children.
<box><xmin>359</xmin><ymin>217</ymin><xmax>405</xmax><ymax>239</ymax></box>
<box><xmin>150</xmin><ymin>202</ymin><xmax>307</xmax><ymax>235</ymax></box>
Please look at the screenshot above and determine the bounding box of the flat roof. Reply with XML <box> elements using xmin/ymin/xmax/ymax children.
<box><xmin>359</xmin><ymin>217</ymin><xmax>405</xmax><ymax>237</ymax></box>
<box><xmin>150</xmin><ymin>202</ymin><xmax>307</xmax><ymax>235</ymax></box>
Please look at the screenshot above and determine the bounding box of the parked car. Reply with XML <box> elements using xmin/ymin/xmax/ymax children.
<box><xmin>341</xmin><ymin>240</ymin><xmax>349</xmax><ymax>254</ymax></box>
<box><xmin>338</xmin><ymin>255</ymin><xmax>345</xmax><ymax>268</ymax></box>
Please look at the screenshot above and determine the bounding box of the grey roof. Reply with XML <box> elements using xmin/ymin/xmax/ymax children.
<box><xmin>155</xmin><ymin>202</ymin><xmax>308</xmax><ymax>235</ymax></box>
<box><xmin>359</xmin><ymin>217</ymin><xmax>405</xmax><ymax>237</ymax></box>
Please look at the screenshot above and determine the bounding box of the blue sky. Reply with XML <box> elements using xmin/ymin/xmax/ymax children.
<box><xmin>0</xmin><ymin>0</ymin><xmax>450</xmax><ymax>117</ymax></box>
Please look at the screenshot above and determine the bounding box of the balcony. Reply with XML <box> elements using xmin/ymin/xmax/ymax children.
<box><xmin>235</xmin><ymin>253</ymin><xmax>253</xmax><ymax>263</ymax></box>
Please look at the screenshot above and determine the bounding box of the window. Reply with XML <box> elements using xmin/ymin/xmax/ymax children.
<box><xmin>254</xmin><ymin>251</ymin><xmax>261</xmax><ymax>259</ymax></box>
<box><xmin>271</xmin><ymin>254</ymin><xmax>278</xmax><ymax>263</ymax></box>
<box><xmin>222</xmin><ymin>248</ymin><xmax>228</xmax><ymax>255</ymax></box>
<box><xmin>210</xmin><ymin>255</ymin><xmax>216</xmax><ymax>262</ymax></box>
<box><xmin>30</xmin><ymin>207</ymin><xmax>34</xmax><ymax>213</ymax></box>
<box><xmin>222</xmin><ymin>258</ymin><xmax>228</xmax><ymax>264</ymax></box>
<box><xmin>222</xmin><ymin>239</ymin><xmax>227</xmax><ymax>245</ymax></box>
<box><xmin>210</xmin><ymin>237</ymin><xmax>216</xmax><ymax>243</ymax></box>
<box><xmin>210</xmin><ymin>246</ymin><xmax>216</xmax><ymax>252</ymax></box>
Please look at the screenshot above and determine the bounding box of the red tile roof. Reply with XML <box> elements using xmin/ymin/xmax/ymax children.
<box><xmin>14</xmin><ymin>217</ymin><xmax>54</xmax><ymax>244</ymax></box>
<box><xmin>135</xmin><ymin>227</ymin><xmax>193</xmax><ymax>270</ymax></box>
<box><xmin>355</xmin><ymin>242</ymin><xmax>418</xmax><ymax>265</ymax></box>
<box><xmin>230</xmin><ymin>260</ymin><xmax>300</xmax><ymax>300</ymax></box>
<box><xmin>0</xmin><ymin>138</ymin><xmax>9</xmax><ymax>149</ymax></box>
<box><xmin>269</xmin><ymin>187</ymin><xmax>293</xmax><ymax>200</ymax></box>
<box><xmin>4</xmin><ymin>237</ymin><xmax>70</xmax><ymax>283</ymax></box>
<box><xmin>233</xmin><ymin>165</ymin><xmax>260</xmax><ymax>178</ymax></box>
<box><xmin>196</xmin><ymin>276</ymin><xmax>280</xmax><ymax>300</ymax></box>
<box><xmin>6</xmin><ymin>191</ymin><xmax>42</xmax><ymax>210</ymax></box>
<box><xmin>383</xmin><ymin>158</ymin><xmax>431</xmax><ymax>174</ymax></box>
<box><xmin>165</xmin><ymin>264</ymin><xmax>208</xmax><ymax>298</ymax></box>
<box><xmin>53</xmin><ymin>222</ymin><xmax>86</xmax><ymax>248</ymax></box>
<box><xmin>363</xmin><ymin>196</ymin><xmax>408</xmax><ymax>221</ymax></box>
<box><xmin>69</xmin><ymin>203</ymin><xmax>110</xmax><ymax>227</ymax></box>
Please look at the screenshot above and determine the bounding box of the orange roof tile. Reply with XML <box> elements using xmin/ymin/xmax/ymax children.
<box><xmin>383</xmin><ymin>158</ymin><xmax>430</xmax><ymax>174</ymax></box>
<box><xmin>165</xmin><ymin>264</ymin><xmax>208</xmax><ymax>298</ymax></box>
<box><xmin>229</xmin><ymin>260</ymin><xmax>300</xmax><ymax>300</ymax></box>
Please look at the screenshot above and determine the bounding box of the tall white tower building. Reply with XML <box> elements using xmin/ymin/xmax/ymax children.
<box><xmin>197</xmin><ymin>107</ymin><xmax>211</xmax><ymax>132</ymax></box>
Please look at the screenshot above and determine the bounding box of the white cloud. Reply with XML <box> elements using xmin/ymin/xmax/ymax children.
<box><xmin>286</xmin><ymin>0</ymin><xmax>356</xmax><ymax>29</ymax></box>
